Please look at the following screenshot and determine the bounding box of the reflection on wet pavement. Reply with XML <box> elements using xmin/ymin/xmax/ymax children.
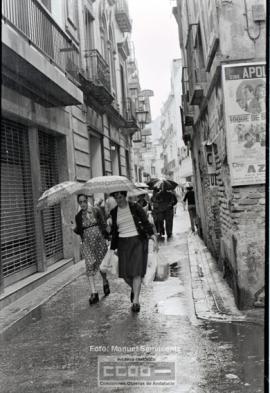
<box><xmin>0</xmin><ymin>232</ymin><xmax>264</xmax><ymax>393</ymax></box>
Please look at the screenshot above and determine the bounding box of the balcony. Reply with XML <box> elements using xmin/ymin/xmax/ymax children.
<box><xmin>117</xmin><ymin>38</ymin><xmax>130</xmax><ymax>60</ymax></box>
<box><xmin>2</xmin><ymin>0</ymin><xmax>83</xmax><ymax>107</ymax></box>
<box><xmin>165</xmin><ymin>159</ymin><xmax>176</xmax><ymax>172</ymax></box>
<box><xmin>181</xmin><ymin>66</ymin><xmax>195</xmax><ymax>125</ymax></box>
<box><xmin>185</xmin><ymin>24</ymin><xmax>207</xmax><ymax>106</ymax></box>
<box><xmin>180</xmin><ymin>106</ymin><xmax>192</xmax><ymax>145</ymax></box>
<box><xmin>105</xmin><ymin>99</ymin><xmax>126</xmax><ymax>128</ymax></box>
<box><xmin>121</xmin><ymin>98</ymin><xmax>140</xmax><ymax>135</ymax></box>
<box><xmin>141</xmin><ymin>127</ymin><xmax>152</xmax><ymax>137</ymax></box>
<box><xmin>132</xmin><ymin>130</ymin><xmax>142</xmax><ymax>143</ymax></box>
<box><xmin>181</xmin><ymin>95</ymin><xmax>194</xmax><ymax>126</ymax></box>
<box><xmin>79</xmin><ymin>49</ymin><xmax>114</xmax><ymax>112</ymax></box>
<box><xmin>189</xmin><ymin>68</ymin><xmax>207</xmax><ymax>105</ymax></box>
<box><xmin>115</xmin><ymin>0</ymin><xmax>132</xmax><ymax>33</ymax></box>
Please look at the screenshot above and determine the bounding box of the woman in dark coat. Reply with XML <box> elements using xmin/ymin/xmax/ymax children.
<box><xmin>110</xmin><ymin>191</ymin><xmax>158</xmax><ymax>312</ymax></box>
<box><xmin>73</xmin><ymin>194</ymin><xmax>110</xmax><ymax>305</ymax></box>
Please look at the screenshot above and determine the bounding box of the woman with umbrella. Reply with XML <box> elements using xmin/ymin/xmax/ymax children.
<box><xmin>110</xmin><ymin>190</ymin><xmax>158</xmax><ymax>312</ymax></box>
<box><xmin>73</xmin><ymin>194</ymin><xmax>110</xmax><ymax>305</ymax></box>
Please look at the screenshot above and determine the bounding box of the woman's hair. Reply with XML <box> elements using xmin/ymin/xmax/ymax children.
<box><xmin>77</xmin><ymin>193</ymin><xmax>88</xmax><ymax>203</ymax></box>
<box><xmin>110</xmin><ymin>191</ymin><xmax>127</xmax><ymax>197</ymax></box>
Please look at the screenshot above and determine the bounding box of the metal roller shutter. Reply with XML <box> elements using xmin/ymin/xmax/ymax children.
<box><xmin>1</xmin><ymin>119</ymin><xmax>37</xmax><ymax>285</ymax></box>
<box><xmin>39</xmin><ymin>131</ymin><xmax>63</xmax><ymax>265</ymax></box>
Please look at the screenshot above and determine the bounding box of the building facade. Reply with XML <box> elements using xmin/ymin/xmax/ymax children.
<box><xmin>173</xmin><ymin>0</ymin><xmax>266</xmax><ymax>308</ymax></box>
<box><xmin>1</xmin><ymin>0</ymin><xmax>147</xmax><ymax>295</ymax></box>
<box><xmin>160</xmin><ymin>59</ymin><xmax>192</xmax><ymax>185</ymax></box>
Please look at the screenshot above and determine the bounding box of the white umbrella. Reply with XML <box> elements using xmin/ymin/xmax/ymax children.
<box><xmin>37</xmin><ymin>180</ymin><xmax>82</xmax><ymax>209</ymax></box>
<box><xmin>134</xmin><ymin>182</ymin><xmax>149</xmax><ymax>189</ymax></box>
<box><xmin>127</xmin><ymin>187</ymin><xmax>148</xmax><ymax>197</ymax></box>
<box><xmin>79</xmin><ymin>175</ymin><xmax>136</xmax><ymax>195</ymax></box>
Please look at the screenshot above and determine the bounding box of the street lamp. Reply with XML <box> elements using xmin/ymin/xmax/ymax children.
<box><xmin>136</xmin><ymin>110</ymin><xmax>148</xmax><ymax>129</ymax></box>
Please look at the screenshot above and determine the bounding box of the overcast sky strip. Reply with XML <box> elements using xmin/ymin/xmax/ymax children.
<box><xmin>128</xmin><ymin>0</ymin><xmax>181</xmax><ymax>120</ymax></box>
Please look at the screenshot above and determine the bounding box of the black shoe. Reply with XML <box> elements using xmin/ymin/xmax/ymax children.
<box><xmin>131</xmin><ymin>303</ymin><xmax>140</xmax><ymax>312</ymax></box>
<box><xmin>130</xmin><ymin>290</ymin><xmax>134</xmax><ymax>303</ymax></box>
<box><xmin>103</xmin><ymin>281</ymin><xmax>110</xmax><ymax>296</ymax></box>
<box><xmin>89</xmin><ymin>293</ymin><xmax>99</xmax><ymax>305</ymax></box>
<box><xmin>167</xmin><ymin>234</ymin><xmax>172</xmax><ymax>239</ymax></box>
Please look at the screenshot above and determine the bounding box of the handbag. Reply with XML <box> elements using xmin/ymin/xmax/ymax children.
<box><xmin>100</xmin><ymin>249</ymin><xmax>118</xmax><ymax>276</ymax></box>
<box><xmin>154</xmin><ymin>252</ymin><xmax>170</xmax><ymax>281</ymax></box>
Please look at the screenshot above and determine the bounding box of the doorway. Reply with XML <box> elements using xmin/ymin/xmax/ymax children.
<box><xmin>111</xmin><ymin>144</ymin><xmax>120</xmax><ymax>175</ymax></box>
<box><xmin>89</xmin><ymin>133</ymin><xmax>104</xmax><ymax>178</ymax></box>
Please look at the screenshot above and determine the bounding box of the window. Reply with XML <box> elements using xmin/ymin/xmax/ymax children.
<box><xmin>109</xmin><ymin>26</ymin><xmax>117</xmax><ymax>93</ymax></box>
<box><xmin>194</xmin><ymin>25</ymin><xmax>205</xmax><ymax>70</ymax></box>
<box><xmin>67</xmin><ymin>0</ymin><xmax>77</xmax><ymax>28</ymax></box>
<box><xmin>100</xmin><ymin>15</ymin><xmax>108</xmax><ymax>62</ymax></box>
<box><xmin>120</xmin><ymin>64</ymin><xmax>126</xmax><ymax>109</ymax></box>
<box><xmin>85</xmin><ymin>10</ymin><xmax>94</xmax><ymax>51</ymax></box>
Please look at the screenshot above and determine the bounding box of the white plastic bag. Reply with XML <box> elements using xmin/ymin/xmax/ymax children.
<box><xmin>100</xmin><ymin>249</ymin><xmax>118</xmax><ymax>276</ymax></box>
<box><xmin>154</xmin><ymin>253</ymin><xmax>170</xmax><ymax>281</ymax></box>
<box><xmin>142</xmin><ymin>240</ymin><xmax>157</xmax><ymax>286</ymax></box>
<box><xmin>142</xmin><ymin>251</ymin><xmax>158</xmax><ymax>286</ymax></box>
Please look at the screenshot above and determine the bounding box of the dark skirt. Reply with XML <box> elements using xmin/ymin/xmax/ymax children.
<box><xmin>118</xmin><ymin>236</ymin><xmax>149</xmax><ymax>279</ymax></box>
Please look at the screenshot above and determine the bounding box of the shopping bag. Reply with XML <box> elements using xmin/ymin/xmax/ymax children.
<box><xmin>154</xmin><ymin>253</ymin><xmax>170</xmax><ymax>281</ymax></box>
<box><xmin>100</xmin><ymin>249</ymin><xmax>118</xmax><ymax>276</ymax></box>
<box><xmin>142</xmin><ymin>251</ymin><xmax>158</xmax><ymax>286</ymax></box>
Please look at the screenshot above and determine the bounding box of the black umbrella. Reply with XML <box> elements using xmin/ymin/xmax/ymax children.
<box><xmin>149</xmin><ymin>179</ymin><xmax>178</xmax><ymax>191</ymax></box>
<box><xmin>146</xmin><ymin>178</ymin><xmax>160</xmax><ymax>189</ymax></box>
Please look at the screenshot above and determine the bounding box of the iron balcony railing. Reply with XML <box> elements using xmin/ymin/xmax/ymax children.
<box><xmin>84</xmin><ymin>49</ymin><xmax>111</xmax><ymax>93</ymax></box>
<box><xmin>2</xmin><ymin>0</ymin><xmax>80</xmax><ymax>81</ymax></box>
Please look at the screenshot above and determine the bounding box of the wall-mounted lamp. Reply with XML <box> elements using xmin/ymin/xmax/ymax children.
<box><xmin>136</xmin><ymin>110</ymin><xmax>148</xmax><ymax>129</ymax></box>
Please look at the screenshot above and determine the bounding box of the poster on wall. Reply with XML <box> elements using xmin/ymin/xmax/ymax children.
<box><xmin>222</xmin><ymin>62</ymin><xmax>266</xmax><ymax>186</ymax></box>
<box><xmin>204</xmin><ymin>144</ymin><xmax>218</xmax><ymax>189</ymax></box>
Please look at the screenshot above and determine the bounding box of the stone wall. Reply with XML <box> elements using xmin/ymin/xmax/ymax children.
<box><xmin>192</xmin><ymin>77</ymin><xmax>265</xmax><ymax>309</ymax></box>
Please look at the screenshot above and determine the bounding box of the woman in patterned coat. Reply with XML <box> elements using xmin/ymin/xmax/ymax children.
<box><xmin>73</xmin><ymin>194</ymin><xmax>110</xmax><ymax>305</ymax></box>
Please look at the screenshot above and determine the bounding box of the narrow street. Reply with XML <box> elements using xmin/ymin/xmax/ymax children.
<box><xmin>0</xmin><ymin>208</ymin><xmax>264</xmax><ymax>393</ymax></box>
<box><xmin>1</xmin><ymin>0</ymin><xmax>266</xmax><ymax>391</ymax></box>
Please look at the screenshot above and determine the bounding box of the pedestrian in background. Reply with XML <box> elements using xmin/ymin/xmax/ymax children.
<box><xmin>178</xmin><ymin>185</ymin><xmax>186</xmax><ymax>211</ymax></box>
<box><xmin>104</xmin><ymin>196</ymin><xmax>117</xmax><ymax>218</ymax></box>
<box><xmin>95</xmin><ymin>197</ymin><xmax>106</xmax><ymax>219</ymax></box>
<box><xmin>154</xmin><ymin>189</ymin><xmax>178</xmax><ymax>239</ymax></box>
<box><xmin>151</xmin><ymin>188</ymin><xmax>165</xmax><ymax>237</ymax></box>
<box><xmin>110</xmin><ymin>191</ymin><xmax>157</xmax><ymax>312</ymax></box>
<box><xmin>73</xmin><ymin>194</ymin><xmax>110</xmax><ymax>305</ymax></box>
<box><xmin>104</xmin><ymin>195</ymin><xmax>117</xmax><ymax>235</ymax></box>
<box><xmin>183</xmin><ymin>185</ymin><xmax>197</xmax><ymax>232</ymax></box>
<box><xmin>137</xmin><ymin>192</ymin><xmax>152</xmax><ymax>214</ymax></box>
<box><xmin>171</xmin><ymin>190</ymin><xmax>178</xmax><ymax>215</ymax></box>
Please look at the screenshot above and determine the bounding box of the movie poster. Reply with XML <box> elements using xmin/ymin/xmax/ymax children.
<box><xmin>222</xmin><ymin>63</ymin><xmax>266</xmax><ymax>186</ymax></box>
